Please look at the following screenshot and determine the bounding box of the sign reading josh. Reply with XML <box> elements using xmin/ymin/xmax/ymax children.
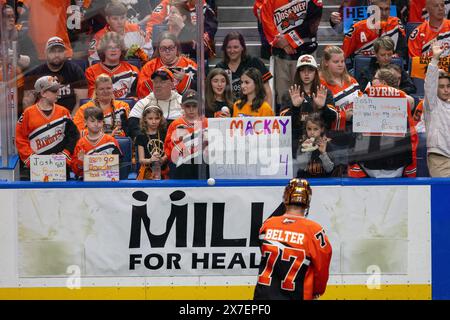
<box><xmin>30</xmin><ymin>154</ymin><xmax>66</xmax><ymax>182</ymax></box>
<box><xmin>207</xmin><ymin>117</ymin><xmax>293</xmax><ymax>179</ymax></box>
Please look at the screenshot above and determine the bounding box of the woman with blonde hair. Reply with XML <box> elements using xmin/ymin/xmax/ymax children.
<box><xmin>320</xmin><ymin>45</ymin><xmax>361</xmax><ymax>132</ymax></box>
<box><xmin>74</xmin><ymin>73</ymin><xmax>131</xmax><ymax>137</ymax></box>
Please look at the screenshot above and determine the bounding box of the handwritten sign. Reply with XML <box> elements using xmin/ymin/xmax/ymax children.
<box><xmin>343</xmin><ymin>5</ymin><xmax>397</xmax><ymax>33</ymax></box>
<box><xmin>207</xmin><ymin>117</ymin><xmax>293</xmax><ymax>179</ymax></box>
<box><xmin>83</xmin><ymin>154</ymin><xmax>119</xmax><ymax>181</ymax></box>
<box><xmin>30</xmin><ymin>155</ymin><xmax>67</xmax><ymax>182</ymax></box>
<box><xmin>353</xmin><ymin>97</ymin><xmax>407</xmax><ymax>134</ymax></box>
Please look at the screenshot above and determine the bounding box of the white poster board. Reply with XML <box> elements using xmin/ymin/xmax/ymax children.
<box><xmin>83</xmin><ymin>154</ymin><xmax>119</xmax><ymax>181</ymax></box>
<box><xmin>353</xmin><ymin>97</ymin><xmax>407</xmax><ymax>134</ymax></box>
<box><xmin>30</xmin><ymin>154</ymin><xmax>66</xmax><ymax>182</ymax></box>
<box><xmin>207</xmin><ymin>117</ymin><xmax>293</xmax><ymax>179</ymax></box>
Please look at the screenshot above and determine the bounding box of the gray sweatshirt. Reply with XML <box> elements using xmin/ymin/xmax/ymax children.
<box><xmin>424</xmin><ymin>61</ymin><xmax>450</xmax><ymax>158</ymax></box>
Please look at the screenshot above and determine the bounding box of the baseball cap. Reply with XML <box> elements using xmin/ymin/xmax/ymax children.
<box><xmin>46</xmin><ymin>36</ymin><xmax>66</xmax><ymax>51</ymax></box>
<box><xmin>181</xmin><ymin>89</ymin><xmax>199</xmax><ymax>105</ymax></box>
<box><xmin>34</xmin><ymin>76</ymin><xmax>62</xmax><ymax>92</ymax></box>
<box><xmin>296</xmin><ymin>55</ymin><xmax>318</xmax><ymax>69</ymax></box>
<box><xmin>151</xmin><ymin>68</ymin><xmax>174</xmax><ymax>81</ymax></box>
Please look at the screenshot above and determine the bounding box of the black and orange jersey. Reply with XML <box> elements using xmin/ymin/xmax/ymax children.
<box><xmin>15</xmin><ymin>103</ymin><xmax>79</xmax><ymax>167</ymax></box>
<box><xmin>343</xmin><ymin>16</ymin><xmax>406</xmax><ymax>58</ymax></box>
<box><xmin>85</xmin><ymin>61</ymin><xmax>139</xmax><ymax>99</ymax></box>
<box><xmin>260</xmin><ymin>0</ymin><xmax>323</xmax><ymax>58</ymax></box>
<box><xmin>408</xmin><ymin>19</ymin><xmax>450</xmax><ymax>57</ymax></box>
<box><xmin>164</xmin><ymin>116</ymin><xmax>208</xmax><ymax>166</ymax></box>
<box><xmin>137</xmin><ymin>57</ymin><xmax>197</xmax><ymax>98</ymax></box>
<box><xmin>71</xmin><ymin>133</ymin><xmax>122</xmax><ymax>177</ymax></box>
<box><xmin>321</xmin><ymin>77</ymin><xmax>361</xmax><ymax>131</ymax></box>
<box><xmin>73</xmin><ymin>100</ymin><xmax>130</xmax><ymax>137</ymax></box>
<box><xmin>254</xmin><ymin>212</ymin><xmax>332</xmax><ymax>300</ymax></box>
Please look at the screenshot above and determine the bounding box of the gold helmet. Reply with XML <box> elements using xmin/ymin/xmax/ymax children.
<box><xmin>283</xmin><ymin>178</ymin><xmax>312</xmax><ymax>211</ymax></box>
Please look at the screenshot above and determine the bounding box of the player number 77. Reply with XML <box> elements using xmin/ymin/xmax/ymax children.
<box><xmin>257</xmin><ymin>243</ymin><xmax>306</xmax><ymax>291</ymax></box>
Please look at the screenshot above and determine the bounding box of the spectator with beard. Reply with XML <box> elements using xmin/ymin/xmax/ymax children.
<box><xmin>23</xmin><ymin>36</ymin><xmax>88</xmax><ymax>115</ymax></box>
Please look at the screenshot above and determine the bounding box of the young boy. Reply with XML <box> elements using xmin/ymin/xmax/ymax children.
<box><xmin>71</xmin><ymin>106</ymin><xmax>122</xmax><ymax>178</ymax></box>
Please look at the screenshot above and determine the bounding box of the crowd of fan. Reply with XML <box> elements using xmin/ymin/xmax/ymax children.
<box><xmin>2</xmin><ymin>0</ymin><xmax>450</xmax><ymax>180</ymax></box>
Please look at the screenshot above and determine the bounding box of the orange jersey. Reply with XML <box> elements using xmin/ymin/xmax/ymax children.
<box><xmin>164</xmin><ymin>116</ymin><xmax>208</xmax><ymax>166</ymax></box>
<box><xmin>408</xmin><ymin>20</ymin><xmax>450</xmax><ymax>57</ymax></box>
<box><xmin>343</xmin><ymin>16</ymin><xmax>406</xmax><ymax>58</ymax></box>
<box><xmin>137</xmin><ymin>57</ymin><xmax>197</xmax><ymax>98</ymax></box>
<box><xmin>260</xmin><ymin>0</ymin><xmax>323</xmax><ymax>52</ymax></box>
<box><xmin>73</xmin><ymin>100</ymin><xmax>130</xmax><ymax>137</ymax></box>
<box><xmin>254</xmin><ymin>213</ymin><xmax>332</xmax><ymax>300</ymax></box>
<box><xmin>321</xmin><ymin>77</ymin><xmax>361</xmax><ymax>131</ymax></box>
<box><xmin>85</xmin><ymin>62</ymin><xmax>139</xmax><ymax>99</ymax></box>
<box><xmin>22</xmin><ymin>0</ymin><xmax>73</xmax><ymax>60</ymax></box>
<box><xmin>15</xmin><ymin>104</ymin><xmax>79</xmax><ymax>167</ymax></box>
<box><xmin>71</xmin><ymin>133</ymin><xmax>122</xmax><ymax>177</ymax></box>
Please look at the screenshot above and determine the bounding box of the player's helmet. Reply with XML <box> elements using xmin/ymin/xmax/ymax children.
<box><xmin>283</xmin><ymin>178</ymin><xmax>312</xmax><ymax>212</ymax></box>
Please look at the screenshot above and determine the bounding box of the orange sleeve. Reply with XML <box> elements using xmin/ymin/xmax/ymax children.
<box><xmin>408</xmin><ymin>30</ymin><xmax>422</xmax><ymax>57</ymax></box>
<box><xmin>260</xmin><ymin>102</ymin><xmax>274</xmax><ymax>117</ymax></box>
<box><xmin>145</xmin><ymin>0</ymin><xmax>168</xmax><ymax>41</ymax></box>
<box><xmin>310</xmin><ymin>226</ymin><xmax>332</xmax><ymax>296</ymax></box>
<box><xmin>137</xmin><ymin>60</ymin><xmax>156</xmax><ymax>98</ymax></box>
<box><xmin>71</xmin><ymin>140</ymin><xmax>84</xmax><ymax>177</ymax></box>
<box><xmin>15</xmin><ymin>111</ymin><xmax>34</xmax><ymax>167</ymax></box>
<box><xmin>73</xmin><ymin>104</ymin><xmax>87</xmax><ymax>133</ymax></box>
<box><xmin>260</xmin><ymin>1</ymin><xmax>280</xmax><ymax>47</ymax></box>
<box><xmin>164</xmin><ymin>121</ymin><xmax>177</xmax><ymax>162</ymax></box>
<box><xmin>342</xmin><ymin>25</ymin><xmax>358</xmax><ymax>59</ymax></box>
<box><xmin>85</xmin><ymin>67</ymin><xmax>96</xmax><ymax>98</ymax></box>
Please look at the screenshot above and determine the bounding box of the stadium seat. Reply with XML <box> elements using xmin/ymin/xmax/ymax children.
<box><xmin>412</xmin><ymin>77</ymin><xmax>425</xmax><ymax>96</ymax></box>
<box><xmin>152</xmin><ymin>24</ymin><xmax>168</xmax><ymax>42</ymax></box>
<box><xmin>406</xmin><ymin>22</ymin><xmax>421</xmax><ymax>40</ymax></box>
<box><xmin>71</xmin><ymin>59</ymin><xmax>89</xmax><ymax>73</ymax></box>
<box><xmin>80</xmin><ymin>98</ymin><xmax>91</xmax><ymax>106</ymax></box>
<box><xmin>353</xmin><ymin>55</ymin><xmax>403</xmax><ymax>81</ymax></box>
<box><xmin>115</xmin><ymin>136</ymin><xmax>136</xmax><ymax>180</ymax></box>
<box><xmin>125</xmin><ymin>59</ymin><xmax>142</xmax><ymax>69</ymax></box>
<box><xmin>117</xmin><ymin>98</ymin><xmax>136</xmax><ymax>109</ymax></box>
<box><xmin>416</xmin><ymin>132</ymin><xmax>429</xmax><ymax>177</ymax></box>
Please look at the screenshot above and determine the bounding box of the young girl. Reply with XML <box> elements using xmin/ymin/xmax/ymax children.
<box><xmin>232</xmin><ymin>68</ymin><xmax>274</xmax><ymax>117</ymax></box>
<box><xmin>135</xmin><ymin>105</ymin><xmax>169</xmax><ymax>180</ymax></box>
<box><xmin>205</xmin><ymin>68</ymin><xmax>233</xmax><ymax>118</ymax></box>
<box><xmin>320</xmin><ymin>45</ymin><xmax>361</xmax><ymax>132</ymax></box>
<box><xmin>280</xmin><ymin>54</ymin><xmax>337</xmax><ymax>156</ymax></box>
<box><xmin>296</xmin><ymin>113</ymin><xmax>335</xmax><ymax>178</ymax></box>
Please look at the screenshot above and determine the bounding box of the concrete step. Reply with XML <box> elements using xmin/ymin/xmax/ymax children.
<box><xmin>217</xmin><ymin>4</ymin><xmax>340</xmax><ymax>23</ymax></box>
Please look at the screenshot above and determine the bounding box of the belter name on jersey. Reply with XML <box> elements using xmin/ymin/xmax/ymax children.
<box><xmin>274</xmin><ymin>0</ymin><xmax>308</xmax><ymax>32</ymax></box>
<box><xmin>29</xmin><ymin>119</ymin><xmax>67</xmax><ymax>153</ymax></box>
